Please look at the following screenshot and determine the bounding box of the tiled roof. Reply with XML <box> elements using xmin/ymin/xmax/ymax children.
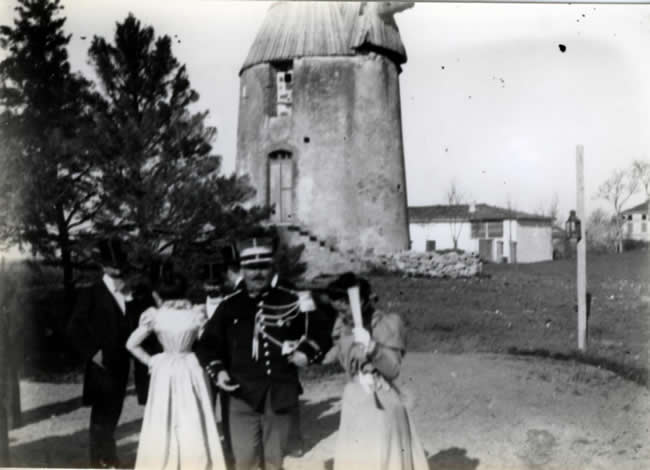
<box><xmin>241</xmin><ymin>2</ymin><xmax>409</xmax><ymax>73</ymax></box>
<box><xmin>408</xmin><ymin>204</ymin><xmax>553</xmax><ymax>223</ymax></box>
<box><xmin>621</xmin><ymin>200</ymin><xmax>649</xmax><ymax>215</ymax></box>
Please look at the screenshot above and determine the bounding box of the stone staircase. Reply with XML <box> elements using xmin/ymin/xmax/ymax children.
<box><xmin>274</xmin><ymin>223</ymin><xmax>363</xmax><ymax>280</ymax></box>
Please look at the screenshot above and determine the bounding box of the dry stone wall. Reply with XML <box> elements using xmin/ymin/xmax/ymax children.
<box><xmin>361</xmin><ymin>250</ymin><xmax>482</xmax><ymax>278</ymax></box>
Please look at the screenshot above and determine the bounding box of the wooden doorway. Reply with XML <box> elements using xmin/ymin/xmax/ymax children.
<box><xmin>478</xmin><ymin>239</ymin><xmax>493</xmax><ymax>261</ymax></box>
<box><xmin>269</xmin><ymin>150</ymin><xmax>294</xmax><ymax>223</ymax></box>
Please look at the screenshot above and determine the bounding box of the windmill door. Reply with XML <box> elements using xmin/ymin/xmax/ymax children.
<box><xmin>269</xmin><ymin>151</ymin><xmax>294</xmax><ymax>223</ymax></box>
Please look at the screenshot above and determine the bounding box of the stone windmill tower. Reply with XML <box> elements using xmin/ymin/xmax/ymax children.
<box><xmin>236</xmin><ymin>2</ymin><xmax>413</xmax><ymax>275</ymax></box>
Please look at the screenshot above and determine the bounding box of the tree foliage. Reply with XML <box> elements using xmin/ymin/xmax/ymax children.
<box><xmin>586</xmin><ymin>208</ymin><xmax>617</xmax><ymax>253</ymax></box>
<box><xmin>87</xmin><ymin>14</ymin><xmax>267</xmax><ymax>275</ymax></box>
<box><xmin>0</xmin><ymin>0</ymin><xmax>101</xmax><ymax>296</ymax></box>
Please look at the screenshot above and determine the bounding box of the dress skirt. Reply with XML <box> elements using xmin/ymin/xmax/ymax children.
<box><xmin>134</xmin><ymin>352</ymin><xmax>225</xmax><ymax>470</ymax></box>
<box><xmin>334</xmin><ymin>379</ymin><xmax>428</xmax><ymax>470</ymax></box>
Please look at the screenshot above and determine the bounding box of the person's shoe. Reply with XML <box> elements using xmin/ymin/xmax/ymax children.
<box><xmin>97</xmin><ymin>458</ymin><xmax>118</xmax><ymax>468</ymax></box>
<box><xmin>287</xmin><ymin>447</ymin><xmax>305</xmax><ymax>458</ymax></box>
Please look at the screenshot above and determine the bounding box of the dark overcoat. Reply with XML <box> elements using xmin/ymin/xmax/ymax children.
<box><xmin>66</xmin><ymin>282</ymin><xmax>157</xmax><ymax>405</ymax></box>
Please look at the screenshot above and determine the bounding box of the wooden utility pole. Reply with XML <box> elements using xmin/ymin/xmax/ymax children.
<box><xmin>576</xmin><ymin>145</ymin><xmax>587</xmax><ymax>351</ymax></box>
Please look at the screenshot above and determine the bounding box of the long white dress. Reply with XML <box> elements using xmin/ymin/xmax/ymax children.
<box><xmin>134</xmin><ymin>306</ymin><xmax>226</xmax><ymax>470</ymax></box>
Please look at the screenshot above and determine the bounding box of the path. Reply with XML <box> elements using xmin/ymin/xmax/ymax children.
<box><xmin>9</xmin><ymin>353</ymin><xmax>650</xmax><ymax>469</ymax></box>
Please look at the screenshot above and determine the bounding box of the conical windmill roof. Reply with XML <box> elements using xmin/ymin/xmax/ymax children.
<box><xmin>241</xmin><ymin>2</ymin><xmax>409</xmax><ymax>74</ymax></box>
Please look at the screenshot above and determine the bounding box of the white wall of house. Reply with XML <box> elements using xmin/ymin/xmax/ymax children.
<box><xmin>622</xmin><ymin>213</ymin><xmax>649</xmax><ymax>241</ymax></box>
<box><xmin>409</xmin><ymin>220</ymin><xmax>475</xmax><ymax>252</ymax></box>
<box><xmin>516</xmin><ymin>221</ymin><xmax>553</xmax><ymax>262</ymax></box>
<box><xmin>409</xmin><ymin>218</ymin><xmax>552</xmax><ymax>263</ymax></box>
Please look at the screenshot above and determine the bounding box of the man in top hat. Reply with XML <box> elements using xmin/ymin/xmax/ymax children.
<box><xmin>195</xmin><ymin>234</ymin><xmax>332</xmax><ymax>470</ymax></box>
<box><xmin>66</xmin><ymin>238</ymin><xmax>156</xmax><ymax>468</ymax></box>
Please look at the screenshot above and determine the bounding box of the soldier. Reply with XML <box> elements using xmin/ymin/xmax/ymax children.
<box><xmin>195</xmin><ymin>234</ymin><xmax>331</xmax><ymax>470</ymax></box>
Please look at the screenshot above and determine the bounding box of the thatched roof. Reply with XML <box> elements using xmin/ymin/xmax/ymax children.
<box><xmin>241</xmin><ymin>2</ymin><xmax>410</xmax><ymax>74</ymax></box>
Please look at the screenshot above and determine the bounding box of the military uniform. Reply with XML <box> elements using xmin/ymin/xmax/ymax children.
<box><xmin>195</xmin><ymin>275</ymin><xmax>331</xmax><ymax>470</ymax></box>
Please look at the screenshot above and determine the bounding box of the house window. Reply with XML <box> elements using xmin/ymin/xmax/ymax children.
<box><xmin>487</xmin><ymin>221</ymin><xmax>504</xmax><ymax>238</ymax></box>
<box><xmin>471</xmin><ymin>221</ymin><xmax>503</xmax><ymax>239</ymax></box>
<box><xmin>627</xmin><ymin>214</ymin><xmax>633</xmax><ymax>220</ymax></box>
<box><xmin>471</xmin><ymin>222</ymin><xmax>482</xmax><ymax>239</ymax></box>
<box><xmin>642</xmin><ymin>222</ymin><xmax>647</xmax><ymax>233</ymax></box>
<box><xmin>425</xmin><ymin>240</ymin><xmax>436</xmax><ymax>252</ymax></box>
<box><xmin>627</xmin><ymin>222</ymin><xmax>633</xmax><ymax>235</ymax></box>
<box><xmin>643</xmin><ymin>214</ymin><xmax>647</xmax><ymax>220</ymax></box>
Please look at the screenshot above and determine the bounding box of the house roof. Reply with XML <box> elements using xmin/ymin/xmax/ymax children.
<box><xmin>241</xmin><ymin>2</ymin><xmax>409</xmax><ymax>74</ymax></box>
<box><xmin>621</xmin><ymin>200</ymin><xmax>649</xmax><ymax>215</ymax></box>
<box><xmin>408</xmin><ymin>204</ymin><xmax>553</xmax><ymax>223</ymax></box>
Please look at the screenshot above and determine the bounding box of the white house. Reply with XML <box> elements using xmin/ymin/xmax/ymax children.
<box><xmin>409</xmin><ymin>203</ymin><xmax>553</xmax><ymax>263</ymax></box>
<box><xmin>621</xmin><ymin>200</ymin><xmax>649</xmax><ymax>242</ymax></box>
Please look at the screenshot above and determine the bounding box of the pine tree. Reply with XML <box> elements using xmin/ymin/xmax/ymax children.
<box><xmin>88</xmin><ymin>14</ymin><xmax>267</xmax><ymax>277</ymax></box>
<box><xmin>0</xmin><ymin>0</ymin><xmax>101</xmax><ymax>300</ymax></box>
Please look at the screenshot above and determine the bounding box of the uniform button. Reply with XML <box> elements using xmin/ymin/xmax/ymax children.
<box><xmin>266</xmin><ymin>369</ymin><xmax>271</xmax><ymax>375</ymax></box>
<box><xmin>265</xmin><ymin>351</ymin><xmax>269</xmax><ymax>356</ymax></box>
<box><xmin>265</xmin><ymin>360</ymin><xmax>270</xmax><ymax>365</ymax></box>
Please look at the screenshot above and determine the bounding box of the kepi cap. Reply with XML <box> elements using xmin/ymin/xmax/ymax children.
<box><xmin>237</xmin><ymin>237</ymin><xmax>274</xmax><ymax>268</ymax></box>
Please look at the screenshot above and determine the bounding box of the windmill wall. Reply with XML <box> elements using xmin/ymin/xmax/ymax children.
<box><xmin>236</xmin><ymin>53</ymin><xmax>409</xmax><ymax>258</ymax></box>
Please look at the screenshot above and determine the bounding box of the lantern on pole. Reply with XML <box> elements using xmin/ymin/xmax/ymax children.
<box><xmin>565</xmin><ymin>210</ymin><xmax>582</xmax><ymax>242</ymax></box>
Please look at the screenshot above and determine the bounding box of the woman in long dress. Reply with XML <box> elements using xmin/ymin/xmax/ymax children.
<box><xmin>326</xmin><ymin>273</ymin><xmax>428</xmax><ymax>470</ymax></box>
<box><xmin>126</xmin><ymin>292</ymin><xmax>226</xmax><ymax>470</ymax></box>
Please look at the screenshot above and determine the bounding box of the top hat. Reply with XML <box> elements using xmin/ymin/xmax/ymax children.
<box><xmin>220</xmin><ymin>243</ymin><xmax>240</xmax><ymax>268</ymax></box>
<box><xmin>237</xmin><ymin>236</ymin><xmax>275</xmax><ymax>268</ymax></box>
<box><xmin>95</xmin><ymin>238</ymin><xmax>130</xmax><ymax>273</ymax></box>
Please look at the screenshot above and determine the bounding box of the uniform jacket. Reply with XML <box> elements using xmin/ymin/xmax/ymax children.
<box><xmin>195</xmin><ymin>278</ymin><xmax>332</xmax><ymax>412</ymax></box>
<box><xmin>66</xmin><ymin>281</ymin><xmax>158</xmax><ymax>405</ymax></box>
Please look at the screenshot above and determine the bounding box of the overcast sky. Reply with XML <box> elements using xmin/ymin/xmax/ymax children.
<box><xmin>2</xmin><ymin>0</ymin><xmax>649</xmax><ymax>222</ymax></box>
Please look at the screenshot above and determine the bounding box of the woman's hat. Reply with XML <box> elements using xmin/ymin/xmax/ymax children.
<box><xmin>326</xmin><ymin>272</ymin><xmax>372</xmax><ymax>303</ymax></box>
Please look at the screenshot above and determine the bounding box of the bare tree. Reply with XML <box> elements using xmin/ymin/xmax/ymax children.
<box><xmin>594</xmin><ymin>169</ymin><xmax>639</xmax><ymax>252</ymax></box>
<box><xmin>534</xmin><ymin>192</ymin><xmax>559</xmax><ymax>223</ymax></box>
<box><xmin>547</xmin><ymin>192</ymin><xmax>560</xmax><ymax>225</ymax></box>
<box><xmin>631</xmin><ymin>160</ymin><xmax>650</xmax><ymax>200</ymax></box>
<box><xmin>445</xmin><ymin>179</ymin><xmax>464</xmax><ymax>250</ymax></box>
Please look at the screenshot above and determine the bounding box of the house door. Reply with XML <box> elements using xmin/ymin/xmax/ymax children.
<box><xmin>478</xmin><ymin>239</ymin><xmax>493</xmax><ymax>261</ymax></box>
<box><xmin>269</xmin><ymin>151</ymin><xmax>294</xmax><ymax>223</ymax></box>
<box><xmin>496</xmin><ymin>241</ymin><xmax>504</xmax><ymax>262</ymax></box>
<box><xmin>510</xmin><ymin>241</ymin><xmax>517</xmax><ymax>264</ymax></box>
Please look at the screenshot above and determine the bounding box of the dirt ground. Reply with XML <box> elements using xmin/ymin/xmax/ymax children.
<box><xmin>8</xmin><ymin>352</ymin><xmax>650</xmax><ymax>469</ymax></box>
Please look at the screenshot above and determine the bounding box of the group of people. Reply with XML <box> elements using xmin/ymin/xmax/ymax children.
<box><xmin>65</xmin><ymin>234</ymin><xmax>428</xmax><ymax>470</ymax></box>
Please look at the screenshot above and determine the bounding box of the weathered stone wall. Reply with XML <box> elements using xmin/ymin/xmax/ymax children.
<box><xmin>362</xmin><ymin>250</ymin><xmax>483</xmax><ymax>278</ymax></box>
<box><xmin>236</xmin><ymin>54</ymin><xmax>409</xmax><ymax>260</ymax></box>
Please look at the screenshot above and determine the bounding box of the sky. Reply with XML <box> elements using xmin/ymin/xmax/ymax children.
<box><xmin>1</xmin><ymin>0</ymin><xmax>649</xmax><ymax>225</ymax></box>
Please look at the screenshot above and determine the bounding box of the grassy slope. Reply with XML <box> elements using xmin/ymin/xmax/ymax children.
<box><xmin>363</xmin><ymin>250</ymin><xmax>649</xmax><ymax>384</ymax></box>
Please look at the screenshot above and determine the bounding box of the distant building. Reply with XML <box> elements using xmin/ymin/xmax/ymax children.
<box><xmin>620</xmin><ymin>200</ymin><xmax>649</xmax><ymax>242</ymax></box>
<box><xmin>409</xmin><ymin>203</ymin><xmax>553</xmax><ymax>263</ymax></box>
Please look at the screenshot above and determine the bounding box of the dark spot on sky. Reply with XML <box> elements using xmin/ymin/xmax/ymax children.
<box><xmin>468</xmin><ymin>95</ymin><xmax>472</xmax><ymax>99</ymax></box>
<box><xmin>445</xmin><ymin>148</ymin><xmax>449</xmax><ymax>152</ymax></box>
<box><xmin>177</xmin><ymin>40</ymin><xmax>181</xmax><ymax>43</ymax></box>
<box><xmin>80</xmin><ymin>36</ymin><xmax>86</xmax><ymax>40</ymax></box>
<box><xmin>559</xmin><ymin>44</ymin><xmax>567</xmax><ymax>53</ymax></box>
<box><xmin>576</xmin><ymin>19</ymin><xmax>580</xmax><ymax>23</ymax></box>
<box><xmin>582</xmin><ymin>14</ymin><xmax>586</xmax><ymax>17</ymax></box>
<box><xmin>441</xmin><ymin>65</ymin><xmax>445</xmax><ymax>70</ymax></box>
